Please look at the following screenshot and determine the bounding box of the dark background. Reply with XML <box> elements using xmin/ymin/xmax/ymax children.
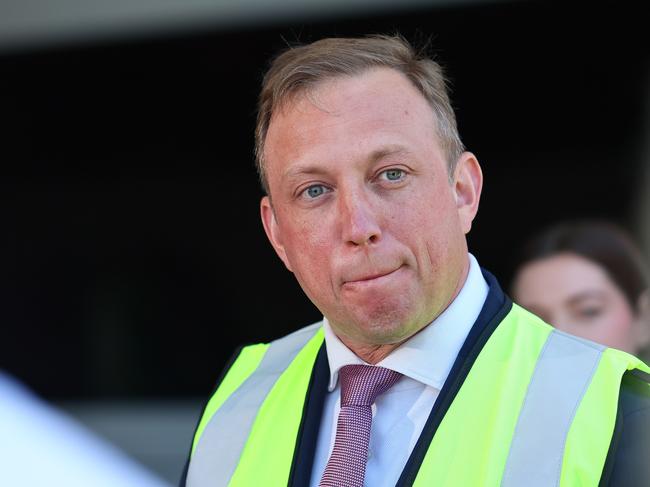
<box><xmin>1</xmin><ymin>0</ymin><xmax>648</xmax><ymax>399</ymax></box>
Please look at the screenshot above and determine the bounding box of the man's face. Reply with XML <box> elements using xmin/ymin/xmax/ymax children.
<box><xmin>261</xmin><ymin>68</ymin><xmax>482</xmax><ymax>349</ymax></box>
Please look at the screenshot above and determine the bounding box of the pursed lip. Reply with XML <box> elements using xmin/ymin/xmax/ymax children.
<box><xmin>342</xmin><ymin>265</ymin><xmax>404</xmax><ymax>286</ymax></box>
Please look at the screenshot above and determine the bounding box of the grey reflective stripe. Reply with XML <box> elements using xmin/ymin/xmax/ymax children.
<box><xmin>501</xmin><ymin>330</ymin><xmax>605</xmax><ymax>487</ymax></box>
<box><xmin>186</xmin><ymin>322</ymin><xmax>322</xmax><ymax>487</ymax></box>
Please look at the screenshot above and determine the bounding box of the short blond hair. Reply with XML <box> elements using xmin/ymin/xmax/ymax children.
<box><xmin>255</xmin><ymin>34</ymin><xmax>465</xmax><ymax>194</ymax></box>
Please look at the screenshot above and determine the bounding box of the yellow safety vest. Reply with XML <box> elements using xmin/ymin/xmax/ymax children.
<box><xmin>186</xmin><ymin>304</ymin><xmax>650</xmax><ymax>486</ymax></box>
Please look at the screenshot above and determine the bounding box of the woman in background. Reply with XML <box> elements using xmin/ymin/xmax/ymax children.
<box><xmin>511</xmin><ymin>220</ymin><xmax>650</xmax><ymax>356</ymax></box>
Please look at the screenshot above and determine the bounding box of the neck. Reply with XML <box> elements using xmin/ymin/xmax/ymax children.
<box><xmin>338</xmin><ymin>255</ymin><xmax>472</xmax><ymax>365</ymax></box>
<box><xmin>340</xmin><ymin>340</ymin><xmax>404</xmax><ymax>365</ymax></box>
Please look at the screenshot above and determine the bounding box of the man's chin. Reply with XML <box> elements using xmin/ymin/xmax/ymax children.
<box><xmin>335</xmin><ymin>313</ymin><xmax>421</xmax><ymax>347</ymax></box>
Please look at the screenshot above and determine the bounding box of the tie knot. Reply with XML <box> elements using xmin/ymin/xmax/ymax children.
<box><xmin>338</xmin><ymin>364</ymin><xmax>402</xmax><ymax>407</ymax></box>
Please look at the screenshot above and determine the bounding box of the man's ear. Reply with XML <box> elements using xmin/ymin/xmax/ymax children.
<box><xmin>260</xmin><ymin>196</ymin><xmax>293</xmax><ymax>272</ymax></box>
<box><xmin>452</xmin><ymin>152</ymin><xmax>483</xmax><ymax>234</ymax></box>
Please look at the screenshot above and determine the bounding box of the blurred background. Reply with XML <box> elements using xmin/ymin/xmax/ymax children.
<box><xmin>1</xmin><ymin>0</ymin><xmax>648</xmax><ymax>483</ymax></box>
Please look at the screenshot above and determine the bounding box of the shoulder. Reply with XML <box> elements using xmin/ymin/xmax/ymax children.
<box><xmin>620</xmin><ymin>369</ymin><xmax>650</xmax><ymax>415</ymax></box>
<box><xmin>606</xmin><ymin>370</ymin><xmax>650</xmax><ymax>486</ymax></box>
<box><xmin>180</xmin><ymin>321</ymin><xmax>325</xmax><ymax>486</ymax></box>
<box><xmin>268</xmin><ymin>320</ymin><xmax>324</xmax><ymax>349</ymax></box>
<box><xmin>224</xmin><ymin>321</ymin><xmax>324</xmax><ymax>374</ymax></box>
<box><xmin>618</xmin><ymin>371</ymin><xmax>650</xmax><ymax>451</ymax></box>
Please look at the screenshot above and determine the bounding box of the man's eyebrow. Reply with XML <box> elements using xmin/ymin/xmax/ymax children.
<box><xmin>281</xmin><ymin>146</ymin><xmax>413</xmax><ymax>182</ymax></box>
<box><xmin>282</xmin><ymin>164</ymin><xmax>328</xmax><ymax>182</ymax></box>
<box><xmin>368</xmin><ymin>146</ymin><xmax>412</xmax><ymax>163</ymax></box>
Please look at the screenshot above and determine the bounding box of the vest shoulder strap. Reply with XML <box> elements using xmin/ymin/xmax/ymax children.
<box><xmin>502</xmin><ymin>327</ymin><xmax>606</xmax><ymax>486</ymax></box>
<box><xmin>413</xmin><ymin>304</ymin><xmax>647</xmax><ymax>486</ymax></box>
<box><xmin>187</xmin><ymin>322</ymin><xmax>323</xmax><ymax>487</ymax></box>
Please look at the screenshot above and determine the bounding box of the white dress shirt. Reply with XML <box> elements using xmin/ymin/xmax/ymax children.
<box><xmin>309</xmin><ymin>253</ymin><xmax>489</xmax><ymax>486</ymax></box>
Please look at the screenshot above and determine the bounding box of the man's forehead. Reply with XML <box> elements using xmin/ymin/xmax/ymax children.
<box><xmin>268</xmin><ymin>72</ymin><xmax>434</xmax><ymax>144</ymax></box>
<box><xmin>272</xmin><ymin>67</ymin><xmax>425</xmax><ymax>120</ymax></box>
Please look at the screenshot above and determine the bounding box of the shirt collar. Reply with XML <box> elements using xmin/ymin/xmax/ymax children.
<box><xmin>323</xmin><ymin>253</ymin><xmax>489</xmax><ymax>391</ymax></box>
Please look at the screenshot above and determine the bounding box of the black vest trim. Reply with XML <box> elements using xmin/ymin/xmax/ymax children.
<box><xmin>630</xmin><ymin>368</ymin><xmax>650</xmax><ymax>384</ymax></box>
<box><xmin>288</xmin><ymin>343</ymin><xmax>329</xmax><ymax>486</ymax></box>
<box><xmin>599</xmin><ymin>390</ymin><xmax>623</xmax><ymax>487</ymax></box>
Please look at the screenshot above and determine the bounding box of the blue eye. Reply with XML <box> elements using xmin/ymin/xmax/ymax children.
<box><xmin>382</xmin><ymin>169</ymin><xmax>405</xmax><ymax>181</ymax></box>
<box><xmin>305</xmin><ymin>185</ymin><xmax>327</xmax><ymax>199</ymax></box>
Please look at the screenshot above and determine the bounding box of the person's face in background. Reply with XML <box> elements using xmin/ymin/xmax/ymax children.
<box><xmin>512</xmin><ymin>252</ymin><xmax>650</xmax><ymax>354</ymax></box>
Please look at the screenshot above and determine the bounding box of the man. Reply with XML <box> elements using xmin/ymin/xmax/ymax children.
<box><xmin>181</xmin><ymin>35</ymin><xmax>650</xmax><ymax>486</ymax></box>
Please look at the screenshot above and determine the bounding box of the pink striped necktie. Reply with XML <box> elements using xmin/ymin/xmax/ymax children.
<box><xmin>319</xmin><ymin>364</ymin><xmax>403</xmax><ymax>487</ymax></box>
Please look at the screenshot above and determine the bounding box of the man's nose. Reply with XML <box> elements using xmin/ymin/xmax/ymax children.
<box><xmin>338</xmin><ymin>189</ymin><xmax>382</xmax><ymax>246</ymax></box>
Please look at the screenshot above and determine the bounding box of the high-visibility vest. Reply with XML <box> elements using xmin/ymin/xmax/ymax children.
<box><xmin>186</xmin><ymin>304</ymin><xmax>650</xmax><ymax>486</ymax></box>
